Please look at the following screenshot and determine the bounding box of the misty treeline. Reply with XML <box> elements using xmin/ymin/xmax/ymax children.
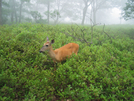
<box><xmin>0</xmin><ymin>0</ymin><xmax>129</xmax><ymax>25</ymax></box>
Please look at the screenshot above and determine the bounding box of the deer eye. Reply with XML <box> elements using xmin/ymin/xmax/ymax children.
<box><xmin>46</xmin><ymin>45</ymin><xmax>48</xmax><ymax>47</ymax></box>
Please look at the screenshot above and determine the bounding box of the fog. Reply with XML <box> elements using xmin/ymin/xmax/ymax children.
<box><xmin>0</xmin><ymin>0</ymin><xmax>133</xmax><ymax>25</ymax></box>
<box><xmin>65</xmin><ymin>7</ymin><xmax>123</xmax><ymax>24</ymax></box>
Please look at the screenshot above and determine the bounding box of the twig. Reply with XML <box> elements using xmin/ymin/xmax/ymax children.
<box><xmin>62</xmin><ymin>31</ymin><xmax>92</xmax><ymax>46</ymax></box>
<box><xmin>102</xmin><ymin>24</ymin><xmax>113</xmax><ymax>43</ymax></box>
<box><xmin>90</xmin><ymin>19</ymin><xmax>99</xmax><ymax>44</ymax></box>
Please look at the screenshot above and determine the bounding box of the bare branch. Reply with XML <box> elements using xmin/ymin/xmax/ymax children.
<box><xmin>87</xmin><ymin>0</ymin><xmax>93</xmax><ymax>7</ymax></box>
<box><xmin>90</xmin><ymin>18</ymin><xmax>100</xmax><ymax>26</ymax></box>
<box><xmin>62</xmin><ymin>24</ymin><xmax>92</xmax><ymax>46</ymax></box>
<box><xmin>102</xmin><ymin>24</ymin><xmax>113</xmax><ymax>43</ymax></box>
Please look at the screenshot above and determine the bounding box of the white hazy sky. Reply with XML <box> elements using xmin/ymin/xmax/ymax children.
<box><xmin>109</xmin><ymin>7</ymin><xmax>122</xmax><ymax>24</ymax></box>
<box><xmin>110</xmin><ymin>7</ymin><xmax>129</xmax><ymax>24</ymax></box>
<box><xmin>112</xmin><ymin>8</ymin><xmax>121</xmax><ymax>17</ymax></box>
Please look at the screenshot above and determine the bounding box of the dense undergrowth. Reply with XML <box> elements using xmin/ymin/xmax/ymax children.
<box><xmin>0</xmin><ymin>23</ymin><xmax>134</xmax><ymax>101</ymax></box>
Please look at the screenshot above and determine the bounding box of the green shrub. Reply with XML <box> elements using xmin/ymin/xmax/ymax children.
<box><xmin>0</xmin><ymin>23</ymin><xmax>134</xmax><ymax>100</ymax></box>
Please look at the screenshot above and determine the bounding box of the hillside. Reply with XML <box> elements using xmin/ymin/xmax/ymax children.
<box><xmin>0</xmin><ymin>23</ymin><xmax>134</xmax><ymax>101</ymax></box>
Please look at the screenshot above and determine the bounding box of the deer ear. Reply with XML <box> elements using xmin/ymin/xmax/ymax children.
<box><xmin>47</xmin><ymin>37</ymin><xmax>49</xmax><ymax>41</ymax></box>
<box><xmin>51</xmin><ymin>39</ymin><xmax>54</xmax><ymax>44</ymax></box>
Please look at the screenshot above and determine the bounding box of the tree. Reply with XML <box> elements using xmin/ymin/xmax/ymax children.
<box><xmin>122</xmin><ymin>0</ymin><xmax>134</xmax><ymax>20</ymax></box>
<box><xmin>81</xmin><ymin>0</ymin><xmax>110</xmax><ymax>25</ymax></box>
<box><xmin>1</xmin><ymin>0</ymin><xmax>33</xmax><ymax>24</ymax></box>
<box><xmin>38</xmin><ymin>0</ymin><xmax>54</xmax><ymax>24</ymax></box>
<box><xmin>19</xmin><ymin>0</ymin><xmax>30</xmax><ymax>23</ymax></box>
<box><xmin>52</xmin><ymin>0</ymin><xmax>61</xmax><ymax>24</ymax></box>
<box><xmin>30</xmin><ymin>11</ymin><xmax>42</xmax><ymax>23</ymax></box>
<box><xmin>58</xmin><ymin>0</ymin><xmax>81</xmax><ymax>22</ymax></box>
<box><xmin>0</xmin><ymin>0</ymin><xmax>2</xmax><ymax>25</ymax></box>
<box><xmin>50</xmin><ymin>0</ymin><xmax>67</xmax><ymax>24</ymax></box>
<box><xmin>1</xmin><ymin>0</ymin><xmax>10</xmax><ymax>24</ymax></box>
<box><xmin>81</xmin><ymin>0</ymin><xmax>92</xmax><ymax>25</ymax></box>
<box><xmin>9</xmin><ymin>0</ymin><xmax>18</xmax><ymax>23</ymax></box>
<box><xmin>47</xmin><ymin>0</ymin><xmax>50</xmax><ymax>24</ymax></box>
<box><xmin>50</xmin><ymin>10</ymin><xmax>60</xmax><ymax>24</ymax></box>
<box><xmin>90</xmin><ymin>0</ymin><xmax>109</xmax><ymax>24</ymax></box>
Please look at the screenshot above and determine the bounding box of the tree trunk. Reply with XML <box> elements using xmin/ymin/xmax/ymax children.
<box><xmin>55</xmin><ymin>0</ymin><xmax>60</xmax><ymax>24</ymax></box>
<box><xmin>90</xmin><ymin>9</ymin><xmax>92</xmax><ymax>25</ymax></box>
<box><xmin>81</xmin><ymin>0</ymin><xmax>92</xmax><ymax>25</ymax></box>
<box><xmin>47</xmin><ymin>0</ymin><xmax>50</xmax><ymax>24</ymax></box>
<box><xmin>55</xmin><ymin>14</ymin><xmax>59</xmax><ymax>24</ymax></box>
<box><xmin>11</xmin><ymin>0</ymin><xmax>14</xmax><ymax>23</ymax></box>
<box><xmin>13</xmin><ymin>0</ymin><xmax>18</xmax><ymax>23</ymax></box>
<box><xmin>93</xmin><ymin>9</ymin><xmax>96</xmax><ymax>24</ymax></box>
<box><xmin>11</xmin><ymin>11</ymin><xmax>14</xmax><ymax>23</ymax></box>
<box><xmin>14</xmin><ymin>7</ymin><xmax>18</xmax><ymax>23</ymax></box>
<box><xmin>0</xmin><ymin>0</ymin><xmax>2</xmax><ymax>25</ymax></box>
<box><xmin>81</xmin><ymin>6</ymin><xmax>88</xmax><ymax>25</ymax></box>
<box><xmin>19</xmin><ymin>1</ymin><xmax>23</xmax><ymax>23</ymax></box>
<box><xmin>92</xmin><ymin>0</ymin><xmax>96</xmax><ymax>24</ymax></box>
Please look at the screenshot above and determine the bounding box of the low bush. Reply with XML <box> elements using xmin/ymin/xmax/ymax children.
<box><xmin>0</xmin><ymin>23</ymin><xmax>134</xmax><ymax>100</ymax></box>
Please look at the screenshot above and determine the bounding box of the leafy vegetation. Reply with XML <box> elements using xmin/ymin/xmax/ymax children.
<box><xmin>0</xmin><ymin>23</ymin><xmax>134</xmax><ymax>101</ymax></box>
<box><xmin>122</xmin><ymin>0</ymin><xmax>134</xmax><ymax>20</ymax></box>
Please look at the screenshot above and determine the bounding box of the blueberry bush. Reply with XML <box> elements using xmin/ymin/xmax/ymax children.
<box><xmin>0</xmin><ymin>23</ymin><xmax>134</xmax><ymax>101</ymax></box>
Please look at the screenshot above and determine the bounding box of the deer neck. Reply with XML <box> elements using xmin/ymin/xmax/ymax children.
<box><xmin>48</xmin><ymin>46</ymin><xmax>56</xmax><ymax>60</ymax></box>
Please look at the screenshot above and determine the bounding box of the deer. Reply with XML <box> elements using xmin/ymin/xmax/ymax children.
<box><xmin>39</xmin><ymin>37</ymin><xmax>79</xmax><ymax>63</ymax></box>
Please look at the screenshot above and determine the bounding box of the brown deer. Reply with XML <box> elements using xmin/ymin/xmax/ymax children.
<box><xmin>39</xmin><ymin>37</ymin><xmax>79</xmax><ymax>63</ymax></box>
